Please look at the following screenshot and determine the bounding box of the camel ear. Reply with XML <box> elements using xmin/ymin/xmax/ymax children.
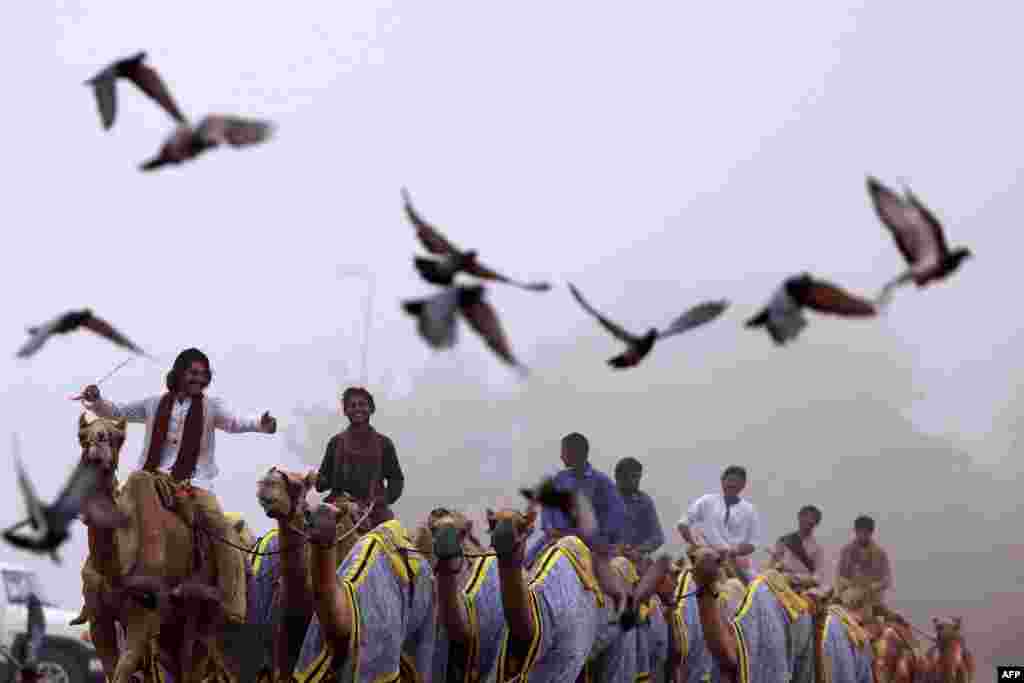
<box><xmin>79</xmin><ymin>413</ymin><xmax>90</xmax><ymax>431</ymax></box>
<box><xmin>303</xmin><ymin>470</ymin><xmax>318</xmax><ymax>489</ymax></box>
<box><xmin>485</xmin><ymin>508</ymin><xmax>496</xmax><ymax>531</ymax></box>
<box><xmin>233</xmin><ymin>518</ymin><xmax>246</xmax><ymax>533</ymax></box>
<box><xmin>114</xmin><ymin>418</ymin><xmax>127</xmax><ymax>432</ymax></box>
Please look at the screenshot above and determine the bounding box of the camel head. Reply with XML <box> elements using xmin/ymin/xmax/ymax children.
<box><xmin>932</xmin><ymin>616</ymin><xmax>963</xmax><ymax>645</ymax></box>
<box><xmin>305</xmin><ymin>502</ymin><xmax>343</xmax><ymax>547</ymax></box>
<box><xmin>425</xmin><ymin>508</ymin><xmax>483</xmax><ymax>551</ymax></box>
<box><xmin>77</xmin><ymin>411</ymin><xmax>126</xmax><ymax>477</ymax></box>
<box><xmin>691</xmin><ymin>547</ymin><xmax>723</xmax><ymax>589</ymax></box>
<box><xmin>486</xmin><ymin>507</ymin><xmax>537</xmax><ymax>558</ymax></box>
<box><xmin>256</xmin><ymin>466</ymin><xmax>318</xmax><ymax>521</ymax></box>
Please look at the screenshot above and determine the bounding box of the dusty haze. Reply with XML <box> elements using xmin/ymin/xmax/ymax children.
<box><xmin>3</xmin><ymin>0</ymin><xmax>1020</xmax><ymax>673</ymax></box>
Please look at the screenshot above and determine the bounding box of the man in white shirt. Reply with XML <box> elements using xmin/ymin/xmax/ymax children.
<box><xmin>78</xmin><ymin>347</ymin><xmax>277</xmax><ymax>624</ymax></box>
<box><xmin>676</xmin><ymin>465</ymin><xmax>762</xmax><ymax>583</ymax></box>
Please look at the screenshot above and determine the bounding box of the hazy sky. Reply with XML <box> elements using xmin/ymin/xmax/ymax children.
<box><xmin>7</xmin><ymin>0</ymin><xmax>1021</xmax><ymax>667</ymax></box>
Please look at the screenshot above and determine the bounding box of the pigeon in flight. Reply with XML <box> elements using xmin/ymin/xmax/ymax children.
<box><xmin>401</xmin><ymin>188</ymin><xmax>552</xmax><ymax>292</ymax></box>
<box><xmin>140</xmin><ymin>114</ymin><xmax>275</xmax><ymax>171</ymax></box>
<box><xmin>867</xmin><ymin>176</ymin><xmax>971</xmax><ymax>298</ymax></box>
<box><xmin>2</xmin><ymin>435</ymin><xmax>128</xmax><ymax>564</ymax></box>
<box><xmin>567</xmin><ymin>283</ymin><xmax>729</xmax><ymax>369</ymax></box>
<box><xmin>519</xmin><ymin>476</ymin><xmax>597</xmax><ymax>539</ymax></box>
<box><xmin>85</xmin><ymin>51</ymin><xmax>188</xmax><ymax>130</ymax></box>
<box><xmin>402</xmin><ymin>285</ymin><xmax>528</xmax><ymax>375</ymax></box>
<box><xmin>745</xmin><ymin>273</ymin><xmax>880</xmax><ymax>346</ymax></box>
<box><xmin>16</xmin><ymin>308</ymin><xmax>149</xmax><ymax>359</ymax></box>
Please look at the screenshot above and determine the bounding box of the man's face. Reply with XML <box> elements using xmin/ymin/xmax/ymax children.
<box><xmin>854</xmin><ymin>527</ymin><xmax>873</xmax><ymax>546</ymax></box>
<box><xmin>798</xmin><ymin>510</ymin><xmax>819</xmax><ymax>535</ymax></box>
<box><xmin>179</xmin><ymin>361</ymin><xmax>209</xmax><ymax>397</ymax></box>
<box><xmin>617</xmin><ymin>469</ymin><xmax>642</xmax><ymax>494</ymax></box>
<box><xmin>561</xmin><ymin>443</ymin><xmax>584</xmax><ymax>470</ymax></box>
<box><xmin>721</xmin><ymin>474</ymin><xmax>746</xmax><ymax>498</ymax></box>
<box><xmin>343</xmin><ymin>394</ymin><xmax>372</xmax><ymax>425</ymax></box>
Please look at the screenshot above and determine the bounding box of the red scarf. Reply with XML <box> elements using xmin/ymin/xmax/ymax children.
<box><xmin>143</xmin><ymin>392</ymin><xmax>205</xmax><ymax>482</ymax></box>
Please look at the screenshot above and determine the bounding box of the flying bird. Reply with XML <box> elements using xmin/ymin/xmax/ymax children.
<box><xmin>867</xmin><ymin>176</ymin><xmax>971</xmax><ymax>298</ymax></box>
<box><xmin>402</xmin><ymin>285</ymin><xmax>528</xmax><ymax>375</ymax></box>
<box><xmin>519</xmin><ymin>476</ymin><xmax>597</xmax><ymax>539</ymax></box>
<box><xmin>140</xmin><ymin>114</ymin><xmax>275</xmax><ymax>171</ymax></box>
<box><xmin>745</xmin><ymin>273</ymin><xmax>880</xmax><ymax>346</ymax></box>
<box><xmin>567</xmin><ymin>283</ymin><xmax>729</xmax><ymax>369</ymax></box>
<box><xmin>16</xmin><ymin>308</ymin><xmax>148</xmax><ymax>359</ymax></box>
<box><xmin>85</xmin><ymin>51</ymin><xmax>188</xmax><ymax>130</ymax></box>
<box><xmin>400</xmin><ymin>188</ymin><xmax>552</xmax><ymax>292</ymax></box>
<box><xmin>3</xmin><ymin>435</ymin><xmax>127</xmax><ymax>564</ymax></box>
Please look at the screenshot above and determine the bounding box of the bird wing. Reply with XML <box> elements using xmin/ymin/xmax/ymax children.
<box><xmin>867</xmin><ymin>176</ymin><xmax>934</xmax><ymax>267</ymax></box>
<box><xmin>50</xmin><ymin>460</ymin><xmax>103</xmax><ymax>529</ymax></box>
<box><xmin>127</xmin><ymin>61</ymin><xmax>189</xmax><ymax>125</ymax></box>
<box><xmin>658</xmin><ymin>299</ymin><xmax>730</xmax><ymax>339</ymax></box>
<box><xmin>903</xmin><ymin>186</ymin><xmax>952</xmax><ymax>256</ymax></box>
<box><xmin>15</xmin><ymin>314</ymin><xmax>63</xmax><ymax>359</ymax></box>
<box><xmin>462</xmin><ymin>259</ymin><xmax>553</xmax><ymax>292</ymax></box>
<box><xmin>81</xmin><ymin>314</ymin><xmax>146</xmax><ymax>354</ymax></box>
<box><xmin>13</xmin><ymin>440</ymin><xmax>48</xmax><ymax>537</ymax></box>
<box><xmin>795</xmin><ymin>277</ymin><xmax>878</xmax><ymax>317</ymax></box>
<box><xmin>567</xmin><ymin>283</ymin><xmax>640</xmax><ymax>344</ymax></box>
<box><xmin>400</xmin><ymin>188</ymin><xmax>463</xmax><ymax>256</ymax></box>
<box><xmin>24</xmin><ymin>593</ymin><xmax>45</xmax><ymax>665</ymax></box>
<box><xmin>88</xmin><ymin>69</ymin><xmax>119</xmax><ymax>130</ymax></box>
<box><xmin>197</xmin><ymin>115</ymin><xmax>275</xmax><ymax>147</ymax></box>
<box><xmin>458</xmin><ymin>291</ymin><xmax>524</xmax><ymax>369</ymax></box>
<box><xmin>406</xmin><ymin>288</ymin><xmax>461</xmax><ymax>349</ymax></box>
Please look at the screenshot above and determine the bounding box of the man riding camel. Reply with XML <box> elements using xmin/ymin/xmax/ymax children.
<box><xmin>771</xmin><ymin>504</ymin><xmax>825</xmax><ymax>586</ymax></box>
<box><xmin>836</xmin><ymin>515</ymin><xmax>893</xmax><ymax>621</ymax></box>
<box><xmin>315</xmin><ymin>386</ymin><xmax>404</xmax><ymax>529</ymax></box>
<box><xmin>75</xmin><ymin>347</ymin><xmax>277</xmax><ymax>625</ymax></box>
<box><xmin>614</xmin><ymin>456</ymin><xmax>666</xmax><ymax>564</ymax></box>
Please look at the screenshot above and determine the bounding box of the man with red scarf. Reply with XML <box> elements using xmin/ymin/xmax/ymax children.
<box><xmin>79</xmin><ymin>347</ymin><xmax>277</xmax><ymax>624</ymax></box>
<box><xmin>315</xmin><ymin>386</ymin><xmax>403</xmax><ymax>529</ymax></box>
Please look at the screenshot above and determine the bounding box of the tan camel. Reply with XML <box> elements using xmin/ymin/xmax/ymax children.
<box><xmin>75</xmin><ymin>412</ymin><xmax>247</xmax><ymax>683</ymax></box>
<box><xmin>254</xmin><ymin>465</ymin><xmax>352</xmax><ymax>682</ymax></box>
<box><xmin>926</xmin><ymin>617</ymin><xmax>974</xmax><ymax>683</ymax></box>
<box><xmin>872</xmin><ymin>615</ymin><xmax>928</xmax><ymax>683</ymax></box>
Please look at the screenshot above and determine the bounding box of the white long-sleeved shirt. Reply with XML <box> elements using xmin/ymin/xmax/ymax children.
<box><xmin>678</xmin><ymin>493</ymin><xmax>763</xmax><ymax>578</ymax></box>
<box><xmin>86</xmin><ymin>394</ymin><xmax>268</xmax><ymax>492</ymax></box>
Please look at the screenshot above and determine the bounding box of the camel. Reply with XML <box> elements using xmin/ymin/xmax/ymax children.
<box><xmin>872</xmin><ymin>615</ymin><xmax>929</xmax><ymax>683</ymax></box>
<box><xmin>75</xmin><ymin>411</ymin><xmax>248</xmax><ymax>683</ymax></box>
<box><xmin>691</xmin><ymin>548</ymin><xmax>879</xmax><ymax>683</ymax></box>
<box><xmin>485</xmin><ymin>506</ymin><xmax>627</xmax><ymax>683</ymax></box>
<box><xmin>610</xmin><ymin>555</ymin><xmax>670</xmax><ymax>683</ymax></box>
<box><xmin>252</xmin><ymin>466</ymin><xmax>324</xmax><ymax>682</ymax></box>
<box><xmin>926</xmin><ymin>617</ymin><xmax>974</xmax><ymax>683</ymax></box>
<box><xmin>294</xmin><ymin>500</ymin><xmax>437</xmax><ymax>682</ymax></box>
<box><xmin>414</xmin><ymin>507</ymin><xmax>505</xmax><ymax>683</ymax></box>
<box><xmin>661</xmin><ymin>556</ymin><xmax>745</xmax><ymax>683</ymax></box>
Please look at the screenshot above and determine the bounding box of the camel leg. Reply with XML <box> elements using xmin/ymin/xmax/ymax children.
<box><xmin>696</xmin><ymin>589</ymin><xmax>739</xmax><ymax>682</ymax></box>
<box><xmin>111</xmin><ymin>609</ymin><xmax>160</xmax><ymax>683</ymax></box>
<box><xmin>88</xmin><ymin>613</ymin><xmax>120</xmax><ymax>680</ymax></box>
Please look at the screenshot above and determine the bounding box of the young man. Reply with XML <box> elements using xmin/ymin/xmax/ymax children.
<box><xmin>676</xmin><ymin>465</ymin><xmax>762</xmax><ymax>583</ymax></box>
<box><xmin>835</xmin><ymin>515</ymin><xmax>893</xmax><ymax>620</ymax></box>
<box><xmin>772</xmin><ymin>504</ymin><xmax>826</xmax><ymax>585</ymax></box>
<box><xmin>614</xmin><ymin>456</ymin><xmax>666</xmax><ymax>560</ymax></box>
<box><xmin>315</xmin><ymin>386</ymin><xmax>404</xmax><ymax>528</ymax></box>
<box><xmin>80</xmin><ymin>347</ymin><xmax>277</xmax><ymax>624</ymax></box>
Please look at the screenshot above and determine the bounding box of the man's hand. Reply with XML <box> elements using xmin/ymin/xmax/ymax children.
<box><xmin>260</xmin><ymin>411</ymin><xmax>277</xmax><ymax>434</ymax></box>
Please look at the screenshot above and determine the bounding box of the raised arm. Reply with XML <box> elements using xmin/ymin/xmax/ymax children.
<box><xmin>84</xmin><ymin>395</ymin><xmax>151</xmax><ymax>423</ymax></box>
<box><xmin>381</xmin><ymin>437</ymin><xmax>405</xmax><ymax>504</ymax></box>
<box><xmin>211</xmin><ymin>398</ymin><xmax>268</xmax><ymax>434</ymax></box>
